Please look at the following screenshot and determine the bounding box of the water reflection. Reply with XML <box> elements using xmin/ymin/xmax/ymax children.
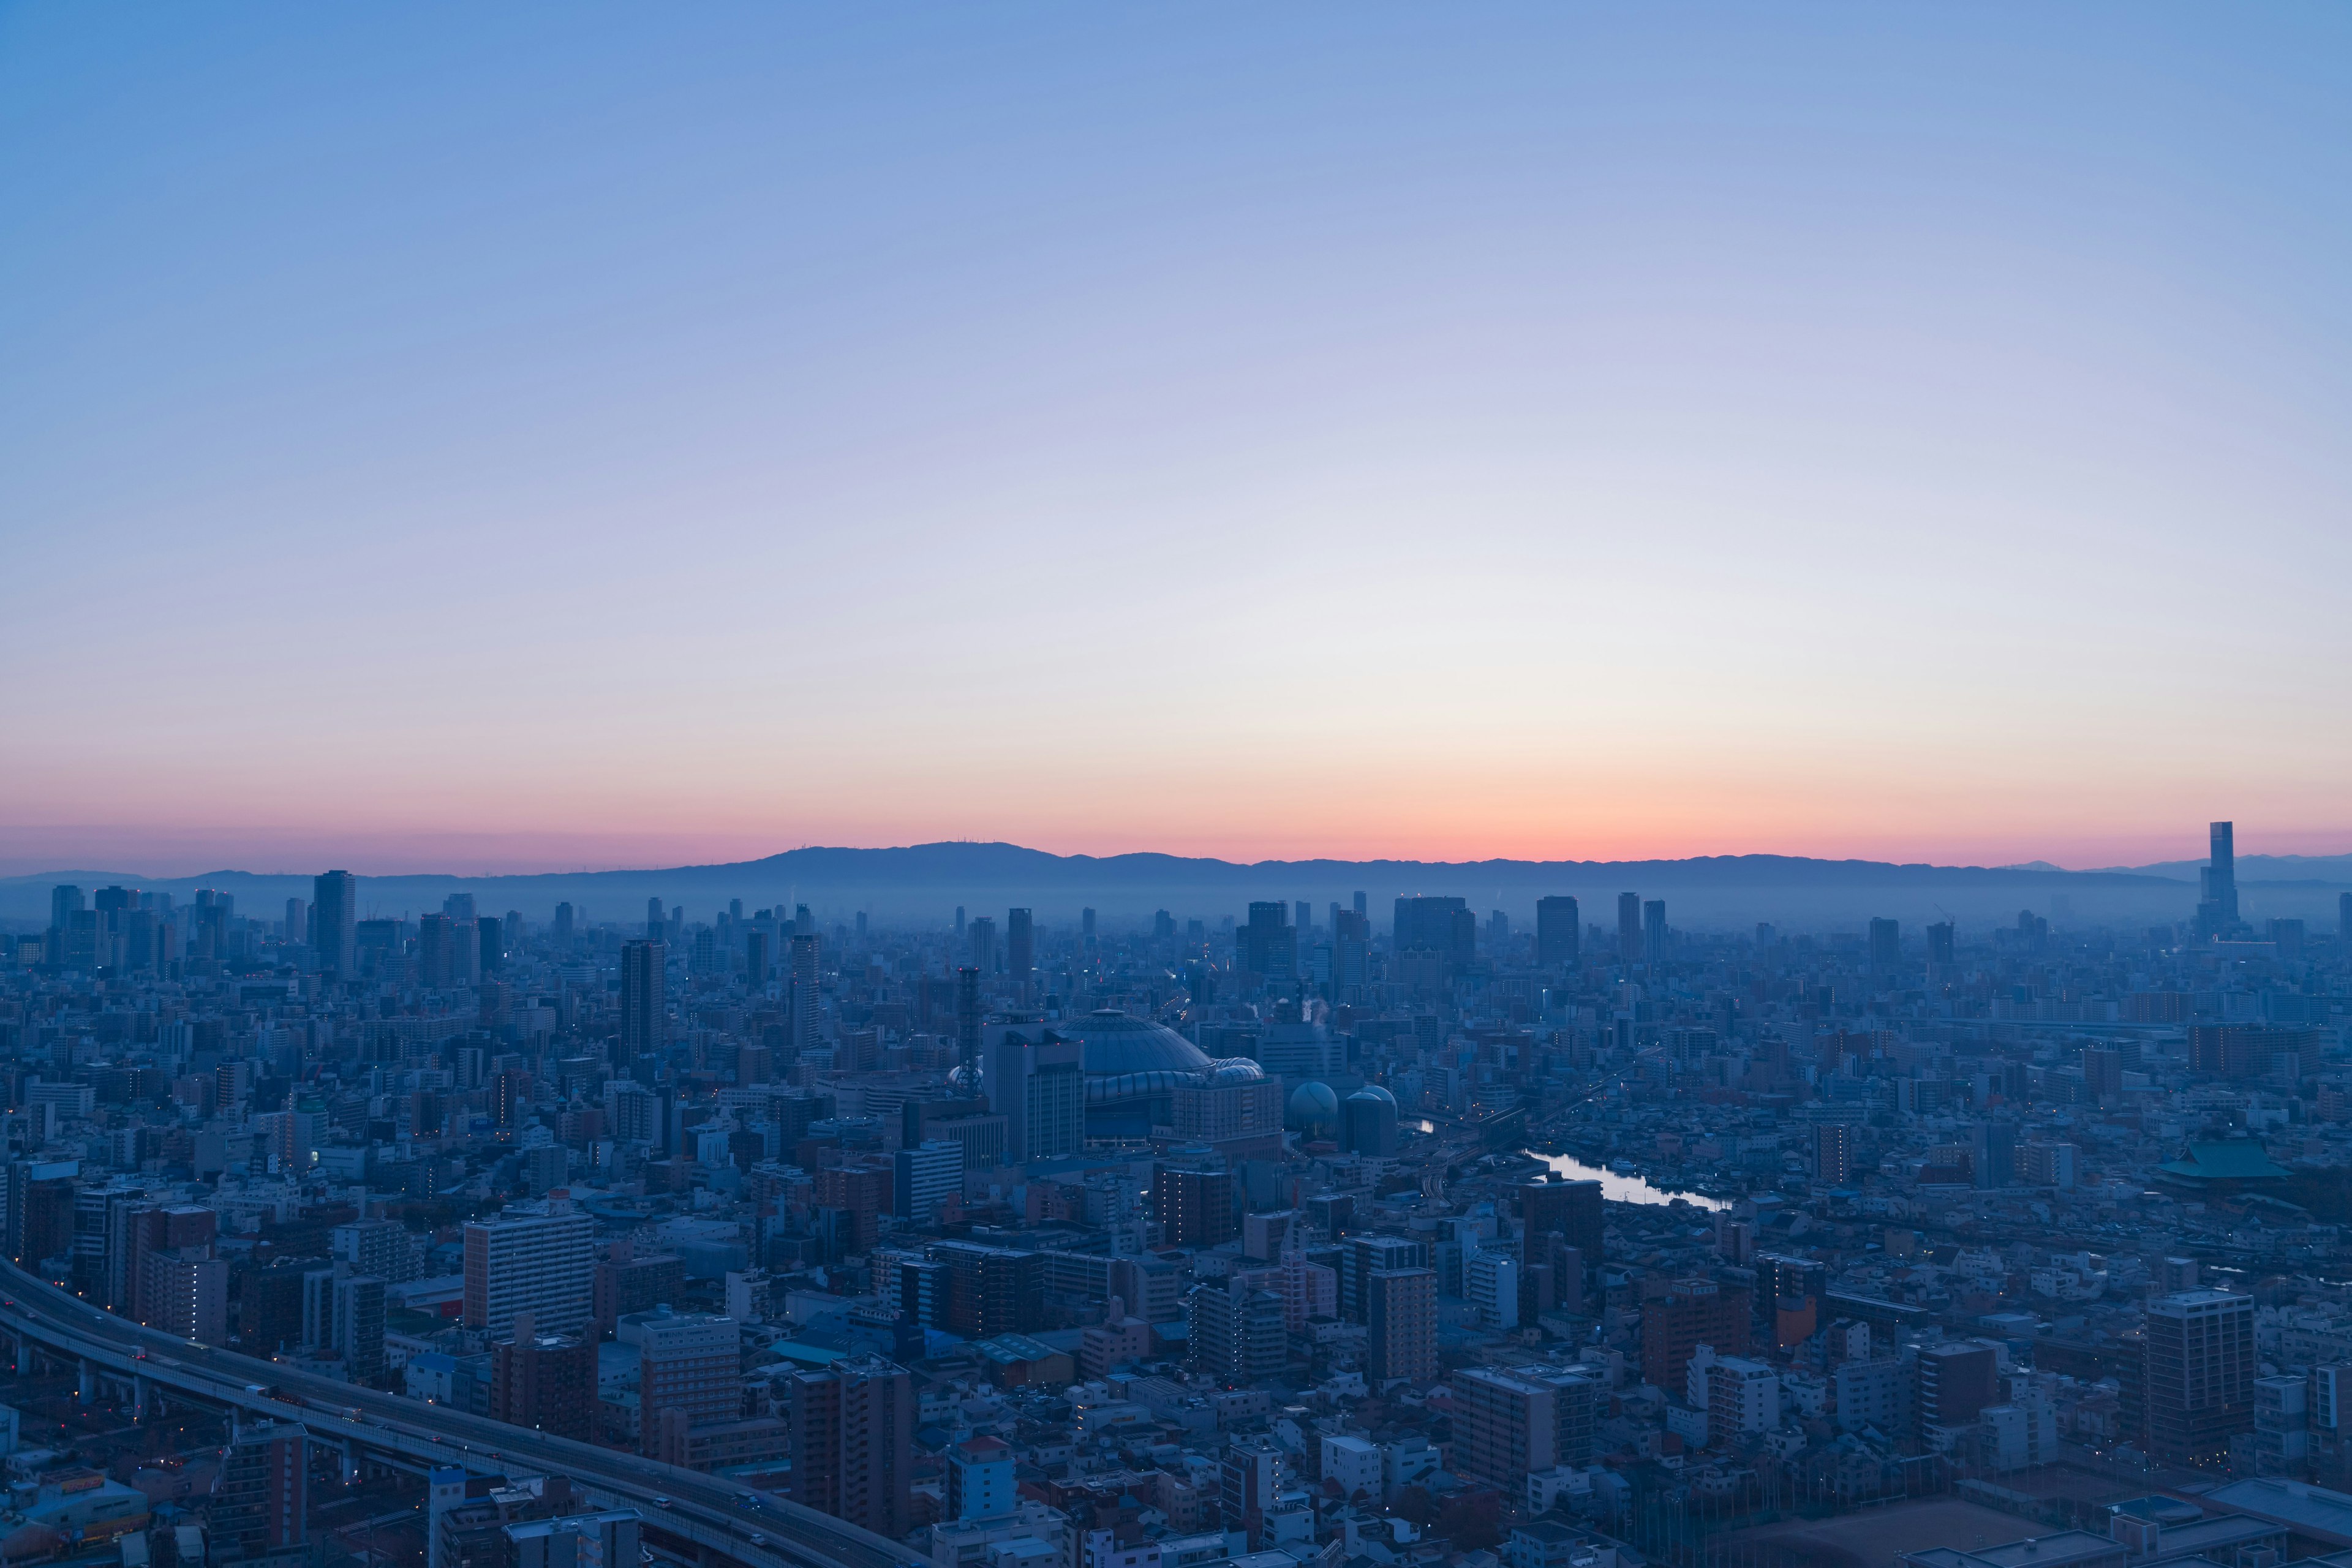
<box><xmin>1527</xmin><ymin>1149</ymin><xmax>1730</xmax><ymax>1211</ymax></box>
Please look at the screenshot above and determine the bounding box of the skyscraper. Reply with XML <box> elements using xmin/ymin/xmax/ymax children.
<box><xmin>1617</xmin><ymin>892</ymin><xmax>1643</xmax><ymax>962</ymax></box>
<box><xmin>1536</xmin><ymin>895</ymin><xmax>1580</xmax><ymax>968</ymax></box>
<box><xmin>1006</xmin><ymin>907</ymin><xmax>1033</xmax><ymax>982</ymax></box>
<box><xmin>617</xmin><ymin>940</ymin><xmax>664</xmax><ymax>1067</ymax></box>
<box><xmin>1868</xmin><ymin>917</ymin><xmax>1900</xmax><ymax>970</ymax></box>
<box><xmin>1643</xmin><ymin>899</ymin><xmax>1668</xmax><ymax>962</ymax></box>
<box><xmin>1926</xmin><ymin>921</ymin><xmax>1955</xmax><ymax>967</ymax></box>
<box><xmin>1393</xmin><ymin>896</ymin><xmax>1476</xmax><ymax>968</ymax></box>
<box><xmin>968</xmin><ymin>916</ymin><xmax>998</xmax><ymax>971</ymax></box>
<box><xmin>2199</xmin><ymin>820</ymin><xmax>2241</xmax><ymax>937</ymax></box>
<box><xmin>1240</xmin><ymin>902</ymin><xmax>1297</xmax><ymax>981</ymax></box>
<box><xmin>789</xmin><ymin>933</ymin><xmax>821</xmax><ymax>1055</ymax></box>
<box><xmin>312</xmin><ymin>870</ymin><xmax>356</xmax><ymax>975</ymax></box>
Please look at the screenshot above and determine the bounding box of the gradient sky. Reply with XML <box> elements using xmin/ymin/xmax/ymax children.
<box><xmin>4</xmin><ymin>6</ymin><xmax>2349</xmax><ymax>876</ymax></box>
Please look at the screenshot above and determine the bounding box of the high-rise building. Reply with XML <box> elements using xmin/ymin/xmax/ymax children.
<box><xmin>1972</xmin><ymin>1122</ymin><xmax>2016</xmax><ymax>1189</ymax></box>
<box><xmin>617</xmin><ymin>940</ymin><xmax>665</xmax><ymax>1068</ymax></box>
<box><xmin>1187</xmin><ymin>1278</ymin><xmax>1286</xmax><ymax>1386</ymax></box>
<box><xmin>1643</xmin><ymin>899</ymin><xmax>1668</xmax><ymax>962</ymax></box>
<box><xmin>1453</xmin><ymin>1366</ymin><xmax>1566</xmax><ymax>1485</ymax></box>
<box><xmin>313</xmin><ymin>871</ymin><xmax>357</xmax><ymax>976</ymax></box>
<box><xmin>146</xmin><ymin>1254</ymin><xmax>228</xmax><ymax>1344</ymax></box>
<box><xmin>1220</xmin><ymin>1437</ymin><xmax>1287</xmax><ymax>1551</ymax></box>
<box><xmin>1005</xmin><ymin>908</ymin><xmax>1033</xmax><ymax>982</ymax></box>
<box><xmin>1153</xmin><ymin>1163</ymin><xmax>1235</xmax><ymax>1248</ymax></box>
<box><xmin>592</xmin><ymin>1247</ymin><xmax>684</xmax><ymax>1338</ymax></box>
<box><xmin>927</xmin><ymin>1241</ymin><xmax>1042</xmax><ymax>1338</ymax></box>
<box><xmin>1926</xmin><ymin>921</ymin><xmax>1955</xmax><ymax>967</ymax></box>
<box><xmin>1536</xmin><ymin>895</ymin><xmax>1580</xmax><ymax>968</ymax></box>
<box><xmin>2199</xmin><ymin>821</ymin><xmax>2241</xmax><ymax>937</ymax></box>
<box><xmin>991</xmin><ymin>1030</ymin><xmax>1085</xmax><ymax>1163</ymax></box>
<box><xmin>1366</xmin><ymin>1267</ymin><xmax>1435</xmax><ymax>1385</ymax></box>
<box><xmin>2144</xmin><ymin>1290</ymin><xmax>2255</xmax><ymax>1464</ymax></box>
<box><xmin>490</xmin><ymin>1314</ymin><xmax>595</xmax><ymax>1441</ymax></box>
<box><xmin>1392</xmin><ymin>897</ymin><xmax>1476</xmax><ymax>970</ymax></box>
<box><xmin>1917</xmin><ymin>1341</ymin><xmax>2000</xmax><ymax>1444</ymax></box>
<box><xmin>463</xmin><ymin>1203</ymin><xmax>593</xmax><ymax>1338</ymax></box>
<box><xmin>638</xmin><ymin>1312</ymin><xmax>741</xmax><ymax>1457</ymax></box>
<box><xmin>646</xmin><ymin>897</ymin><xmax>665</xmax><ymax>940</ymax></box>
<box><xmin>1641</xmin><ymin>1278</ymin><xmax>1751</xmax><ymax>1390</ymax></box>
<box><xmin>744</xmin><ymin>929</ymin><xmax>769</xmax><ymax>989</ymax></box>
<box><xmin>1617</xmin><ymin>892</ymin><xmax>1643</xmax><ymax>962</ymax></box>
<box><xmin>1520</xmin><ymin>1177</ymin><xmax>1604</xmax><ymax>1281</ymax></box>
<box><xmin>968</xmin><ymin>916</ymin><xmax>998</xmax><ymax>973</ymax></box>
<box><xmin>789</xmin><ymin>933</ymin><xmax>821</xmax><ymax>1055</ymax></box>
<box><xmin>782</xmin><ymin>1355</ymin><xmax>913</xmax><ymax>1540</ymax></box>
<box><xmin>212</xmin><ymin>1423</ymin><xmax>306</xmax><ymax>1556</ymax></box>
<box><xmin>1343</xmin><ymin>1234</ymin><xmax>1429</xmax><ymax>1323</ymax></box>
<box><xmin>1815</xmin><ymin>1123</ymin><xmax>1853</xmax><ymax>1185</ymax></box>
<box><xmin>1240</xmin><ymin>902</ymin><xmax>1297</xmax><ymax>982</ymax></box>
<box><xmin>893</xmin><ymin>1141</ymin><xmax>962</xmax><ymax>1224</ymax></box>
<box><xmin>1868</xmin><ymin>918</ymin><xmax>1900</xmax><ymax>970</ymax></box>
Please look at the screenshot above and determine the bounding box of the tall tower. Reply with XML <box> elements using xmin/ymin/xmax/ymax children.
<box><xmin>1536</xmin><ymin>895</ymin><xmax>1580</xmax><ymax>968</ymax></box>
<box><xmin>618</xmin><ymin>940</ymin><xmax>664</xmax><ymax>1067</ymax></box>
<box><xmin>1006</xmin><ymin>908</ymin><xmax>1034</xmax><ymax>985</ymax></box>
<box><xmin>312</xmin><ymin>870</ymin><xmax>356</xmax><ymax>976</ymax></box>
<box><xmin>1617</xmin><ymin>892</ymin><xmax>1643</xmax><ymax>962</ymax></box>
<box><xmin>954</xmin><ymin>965</ymin><xmax>982</xmax><ymax>1094</ymax></box>
<box><xmin>789</xmin><ymin>933</ymin><xmax>821</xmax><ymax>1057</ymax></box>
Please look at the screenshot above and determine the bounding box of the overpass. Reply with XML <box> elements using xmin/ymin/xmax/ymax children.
<box><xmin>0</xmin><ymin>1259</ymin><xmax>923</xmax><ymax>1568</ymax></box>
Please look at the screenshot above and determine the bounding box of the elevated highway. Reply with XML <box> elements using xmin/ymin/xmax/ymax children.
<box><xmin>0</xmin><ymin>1259</ymin><xmax>921</xmax><ymax>1568</ymax></box>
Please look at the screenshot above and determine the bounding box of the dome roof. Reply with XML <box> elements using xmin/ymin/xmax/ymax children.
<box><xmin>1054</xmin><ymin>1009</ymin><xmax>1213</xmax><ymax>1078</ymax></box>
<box><xmin>1348</xmin><ymin>1084</ymin><xmax>1397</xmax><ymax>1106</ymax></box>
<box><xmin>1204</xmin><ymin>1058</ymin><xmax>1265</xmax><ymax>1084</ymax></box>
<box><xmin>1288</xmin><ymin>1081</ymin><xmax>1341</xmax><ymax>1126</ymax></box>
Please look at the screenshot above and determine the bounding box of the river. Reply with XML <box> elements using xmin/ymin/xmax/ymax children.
<box><xmin>1526</xmin><ymin>1148</ymin><xmax>1730</xmax><ymax>1211</ymax></box>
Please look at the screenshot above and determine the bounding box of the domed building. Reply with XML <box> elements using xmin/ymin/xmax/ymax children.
<box><xmin>1046</xmin><ymin>1008</ymin><xmax>1213</xmax><ymax>1137</ymax></box>
<box><xmin>1343</xmin><ymin>1084</ymin><xmax>1399</xmax><ymax>1157</ymax></box>
<box><xmin>1287</xmin><ymin>1080</ymin><xmax>1341</xmax><ymax>1140</ymax></box>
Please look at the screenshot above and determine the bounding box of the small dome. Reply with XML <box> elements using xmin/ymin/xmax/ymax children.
<box><xmin>1349</xmin><ymin>1084</ymin><xmax>1397</xmax><ymax>1106</ymax></box>
<box><xmin>1204</xmin><ymin>1058</ymin><xmax>1264</xmax><ymax>1084</ymax></box>
<box><xmin>1287</xmin><ymin>1080</ymin><xmax>1341</xmax><ymax>1134</ymax></box>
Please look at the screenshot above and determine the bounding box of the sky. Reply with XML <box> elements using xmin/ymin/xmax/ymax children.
<box><xmin>3</xmin><ymin>6</ymin><xmax>2349</xmax><ymax>877</ymax></box>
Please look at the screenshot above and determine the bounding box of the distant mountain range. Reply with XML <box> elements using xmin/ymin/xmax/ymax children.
<box><xmin>6</xmin><ymin>840</ymin><xmax>2348</xmax><ymax>932</ymax></box>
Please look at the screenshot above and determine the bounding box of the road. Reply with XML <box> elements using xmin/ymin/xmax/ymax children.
<box><xmin>0</xmin><ymin>1259</ymin><xmax>922</xmax><ymax>1568</ymax></box>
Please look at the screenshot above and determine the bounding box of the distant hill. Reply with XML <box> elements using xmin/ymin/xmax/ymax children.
<box><xmin>8</xmin><ymin>840</ymin><xmax>2339</xmax><ymax>933</ymax></box>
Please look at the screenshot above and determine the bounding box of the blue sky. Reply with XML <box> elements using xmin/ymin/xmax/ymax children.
<box><xmin>3</xmin><ymin>5</ymin><xmax>2348</xmax><ymax>873</ymax></box>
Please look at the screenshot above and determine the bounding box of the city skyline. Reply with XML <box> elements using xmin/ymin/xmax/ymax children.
<box><xmin>6</xmin><ymin>6</ymin><xmax>2350</xmax><ymax>872</ymax></box>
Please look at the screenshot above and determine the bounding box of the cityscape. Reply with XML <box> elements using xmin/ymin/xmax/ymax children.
<box><xmin>0</xmin><ymin>822</ymin><xmax>2350</xmax><ymax>1568</ymax></box>
<box><xmin>6</xmin><ymin>9</ymin><xmax>2351</xmax><ymax>1568</ymax></box>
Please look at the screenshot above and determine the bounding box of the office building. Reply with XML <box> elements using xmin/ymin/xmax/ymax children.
<box><xmin>968</xmin><ymin>916</ymin><xmax>998</xmax><ymax>973</ymax></box>
<box><xmin>617</xmin><ymin>940</ymin><xmax>664</xmax><ymax>1066</ymax></box>
<box><xmin>1392</xmin><ymin>896</ymin><xmax>1476</xmax><ymax>970</ymax></box>
<box><xmin>1868</xmin><ymin>918</ymin><xmax>1900</xmax><ymax>970</ymax></box>
<box><xmin>1240</xmin><ymin>902</ymin><xmax>1297</xmax><ymax>982</ymax></box>
<box><xmin>2144</xmin><ymin>1290</ymin><xmax>2255</xmax><ymax>1464</ymax></box>
<box><xmin>314</xmin><ymin>870</ymin><xmax>357</xmax><ymax>976</ymax></box>
<box><xmin>1643</xmin><ymin>899</ymin><xmax>1668</xmax><ymax>962</ymax></box>
<box><xmin>463</xmin><ymin>1203</ymin><xmax>594</xmax><ymax>1338</ymax></box>
<box><xmin>893</xmin><ymin>1140</ymin><xmax>962</xmax><ymax>1224</ymax></box>
<box><xmin>1536</xmin><ymin>895</ymin><xmax>1580</xmax><ymax>968</ymax></box>
<box><xmin>990</xmin><ymin>1030</ymin><xmax>1085</xmax><ymax>1163</ymax></box>
<box><xmin>1006</xmin><ymin>908</ymin><xmax>1033</xmax><ymax>982</ymax></box>
<box><xmin>782</xmin><ymin>1356</ymin><xmax>913</xmax><ymax>1539</ymax></box>
<box><xmin>1617</xmin><ymin>893</ymin><xmax>1643</xmax><ymax>962</ymax></box>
